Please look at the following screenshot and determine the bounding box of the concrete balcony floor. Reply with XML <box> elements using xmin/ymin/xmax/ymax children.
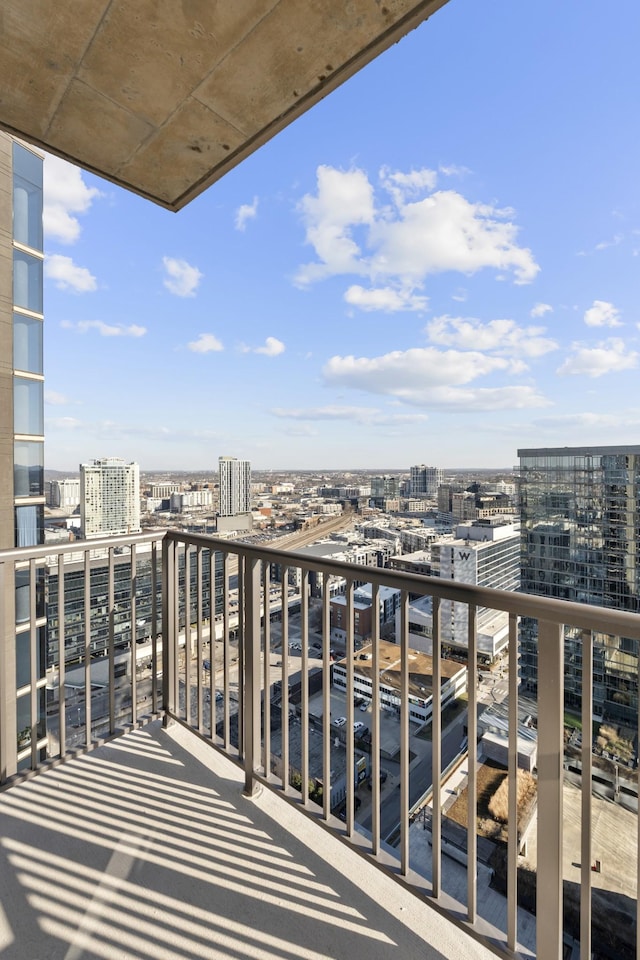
<box><xmin>0</xmin><ymin>722</ymin><xmax>496</xmax><ymax>960</ymax></box>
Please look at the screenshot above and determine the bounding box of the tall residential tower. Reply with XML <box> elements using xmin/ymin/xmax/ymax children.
<box><xmin>518</xmin><ymin>445</ymin><xmax>640</xmax><ymax>723</ymax></box>
<box><xmin>217</xmin><ymin>456</ymin><xmax>252</xmax><ymax>533</ymax></box>
<box><xmin>80</xmin><ymin>458</ymin><xmax>141</xmax><ymax>539</ymax></box>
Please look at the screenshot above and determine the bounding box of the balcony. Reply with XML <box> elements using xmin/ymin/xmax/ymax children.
<box><xmin>2</xmin><ymin>530</ymin><xmax>640</xmax><ymax>960</ymax></box>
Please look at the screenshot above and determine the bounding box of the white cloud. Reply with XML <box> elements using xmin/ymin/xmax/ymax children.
<box><xmin>295</xmin><ymin>166</ymin><xmax>375</xmax><ymax>285</ymax></box>
<box><xmin>271</xmin><ymin>405</ymin><xmax>428</xmax><ymax>425</ymax></box>
<box><xmin>557</xmin><ymin>338</ymin><xmax>637</xmax><ymax>377</ymax></box>
<box><xmin>162</xmin><ymin>257</ymin><xmax>203</xmax><ymax>297</ymax></box>
<box><xmin>439</xmin><ymin>164</ymin><xmax>472</xmax><ymax>178</ymax></box>
<box><xmin>46</xmin><ymin>416</ymin><xmax>82</xmax><ymax>430</ymax></box>
<box><xmin>594</xmin><ymin>234</ymin><xmax>623</xmax><ymax>251</ymax></box>
<box><xmin>61</xmin><ymin>320</ymin><xmax>145</xmax><ymax>337</ymax></box>
<box><xmin>187</xmin><ymin>333</ymin><xmax>224</xmax><ymax>353</ymax></box>
<box><xmin>531</xmin><ymin>412</ymin><xmax>640</xmax><ymax>431</ymax></box>
<box><xmin>43</xmin><ymin>154</ymin><xmax>101</xmax><ymax>244</ymax></box>
<box><xmin>255</xmin><ymin>336</ymin><xmax>285</xmax><ymax>357</ymax></box>
<box><xmin>235</xmin><ymin>196</ymin><xmax>259</xmax><ymax>231</ymax></box>
<box><xmin>426</xmin><ymin>315</ymin><xmax>558</xmax><ymax>358</ymax></box>
<box><xmin>531</xmin><ymin>302</ymin><xmax>553</xmax><ymax>318</ymax></box>
<box><xmin>379</xmin><ymin>165</ymin><xmax>438</xmax><ymax>205</ymax></box>
<box><xmin>44</xmin><ymin>254</ymin><xmax>97</xmax><ymax>292</ymax></box>
<box><xmin>323</xmin><ymin>347</ymin><xmax>548</xmax><ymax>410</ymax></box>
<box><xmin>344</xmin><ymin>285</ymin><xmax>428</xmax><ymax>312</ymax></box>
<box><xmin>44</xmin><ymin>390</ymin><xmax>70</xmax><ymax>405</ymax></box>
<box><xmin>295</xmin><ymin>165</ymin><xmax>539</xmax><ymax>291</ymax></box>
<box><xmin>583</xmin><ymin>300</ymin><xmax>622</xmax><ymax>327</ymax></box>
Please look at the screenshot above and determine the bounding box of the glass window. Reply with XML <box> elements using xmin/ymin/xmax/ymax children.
<box><xmin>14</xmin><ymin>377</ymin><xmax>43</xmax><ymax>435</ymax></box>
<box><xmin>14</xmin><ymin>440</ymin><xmax>44</xmax><ymax>497</ymax></box>
<box><xmin>13</xmin><ymin>175</ymin><xmax>43</xmax><ymax>251</ymax></box>
<box><xmin>13</xmin><ymin>313</ymin><xmax>43</xmax><ymax>374</ymax></box>
<box><xmin>16</xmin><ymin>627</ymin><xmax>44</xmax><ymax>689</ymax></box>
<box><xmin>15</xmin><ymin>504</ymin><xmax>43</xmax><ymax>548</ymax></box>
<box><xmin>13</xmin><ymin>250</ymin><xmax>43</xmax><ymax>314</ymax></box>
<box><xmin>13</xmin><ymin>142</ymin><xmax>42</xmax><ymax>189</ymax></box>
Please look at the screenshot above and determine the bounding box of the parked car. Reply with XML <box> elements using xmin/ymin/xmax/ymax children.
<box><xmin>353</xmin><ymin>721</ymin><xmax>364</xmax><ymax>731</ymax></box>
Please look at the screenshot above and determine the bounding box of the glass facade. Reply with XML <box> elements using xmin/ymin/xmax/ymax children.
<box><xmin>14</xmin><ymin>439</ymin><xmax>44</xmax><ymax>497</ymax></box>
<box><xmin>14</xmin><ymin>376</ymin><xmax>44</xmax><ymax>435</ymax></box>
<box><xmin>12</xmin><ymin>139</ymin><xmax>43</xmax><ymax>250</ymax></box>
<box><xmin>46</xmin><ymin>548</ymin><xmax>225</xmax><ymax>669</ymax></box>
<box><xmin>11</xmin><ymin>139</ymin><xmax>45</xmax><ymax>767</ymax></box>
<box><xmin>13</xmin><ymin>313</ymin><xmax>43</xmax><ymax>373</ymax></box>
<box><xmin>518</xmin><ymin>446</ymin><xmax>640</xmax><ymax>723</ymax></box>
<box><xmin>13</xmin><ymin>249</ymin><xmax>43</xmax><ymax>313</ymax></box>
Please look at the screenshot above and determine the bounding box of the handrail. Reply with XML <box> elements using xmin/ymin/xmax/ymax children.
<box><xmin>164</xmin><ymin>529</ymin><xmax>640</xmax><ymax>639</ymax></box>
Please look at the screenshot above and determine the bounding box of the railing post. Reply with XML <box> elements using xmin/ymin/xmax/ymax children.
<box><xmin>0</xmin><ymin>559</ymin><xmax>17</xmax><ymax>782</ymax></box>
<box><xmin>537</xmin><ymin>618</ymin><xmax>565</xmax><ymax>960</ymax></box>
<box><xmin>243</xmin><ymin>555</ymin><xmax>261</xmax><ymax>797</ymax></box>
<box><xmin>162</xmin><ymin>536</ymin><xmax>177</xmax><ymax>723</ymax></box>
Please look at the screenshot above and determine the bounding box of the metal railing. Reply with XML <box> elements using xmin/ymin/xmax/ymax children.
<box><xmin>1</xmin><ymin>527</ymin><xmax>639</xmax><ymax>960</ymax></box>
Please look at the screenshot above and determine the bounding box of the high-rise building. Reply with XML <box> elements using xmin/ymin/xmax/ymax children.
<box><xmin>0</xmin><ymin>133</ymin><xmax>45</xmax><ymax>766</ymax></box>
<box><xmin>80</xmin><ymin>458</ymin><xmax>141</xmax><ymax>539</ymax></box>
<box><xmin>47</xmin><ymin>478</ymin><xmax>80</xmax><ymax>511</ymax></box>
<box><xmin>217</xmin><ymin>456</ymin><xmax>252</xmax><ymax>532</ymax></box>
<box><xmin>410</xmin><ymin>465</ymin><xmax>443</xmax><ymax>497</ymax></box>
<box><xmin>403</xmin><ymin>518</ymin><xmax>521</xmax><ymax>660</ymax></box>
<box><xmin>518</xmin><ymin>445</ymin><xmax>640</xmax><ymax>722</ymax></box>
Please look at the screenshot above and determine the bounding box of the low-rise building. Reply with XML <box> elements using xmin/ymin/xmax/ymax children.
<box><xmin>332</xmin><ymin>639</ymin><xmax>466</xmax><ymax>724</ymax></box>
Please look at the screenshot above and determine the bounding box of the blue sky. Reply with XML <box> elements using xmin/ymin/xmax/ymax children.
<box><xmin>42</xmin><ymin>0</ymin><xmax>640</xmax><ymax>472</ymax></box>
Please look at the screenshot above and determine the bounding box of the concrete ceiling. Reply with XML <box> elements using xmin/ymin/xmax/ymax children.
<box><xmin>0</xmin><ymin>0</ymin><xmax>449</xmax><ymax>210</ymax></box>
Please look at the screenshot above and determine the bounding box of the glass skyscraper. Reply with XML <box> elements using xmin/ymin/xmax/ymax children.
<box><xmin>518</xmin><ymin>445</ymin><xmax>640</xmax><ymax>723</ymax></box>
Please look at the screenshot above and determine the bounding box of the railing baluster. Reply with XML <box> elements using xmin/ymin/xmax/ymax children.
<box><xmin>208</xmin><ymin>549</ymin><xmax>215</xmax><ymax>740</ymax></box>
<box><xmin>322</xmin><ymin>572</ymin><xmax>331</xmax><ymax>821</ymax></box>
<box><xmin>371</xmin><ymin>582</ymin><xmax>381</xmax><ymax>856</ymax></box>
<box><xmin>301</xmin><ymin>568</ymin><xmax>309</xmax><ymax>806</ymax></box>
<box><xmin>507</xmin><ymin>611</ymin><xmax>519</xmax><ymax>952</ymax></box>
<box><xmin>108</xmin><ymin>547</ymin><xmax>116</xmax><ymax>744</ymax></box>
<box><xmin>466</xmin><ymin>602</ymin><xmax>478</xmax><ymax>923</ymax></box>
<box><xmin>130</xmin><ymin>543</ymin><xmax>137</xmax><ymax>725</ymax></box>
<box><xmin>243</xmin><ymin>555</ymin><xmax>261</xmax><ymax>796</ymax></box>
<box><xmin>537</xmin><ymin>618</ymin><xmax>565</xmax><ymax>960</ymax></box>
<box><xmin>222</xmin><ymin>552</ymin><xmax>230</xmax><ymax>750</ymax></box>
<box><xmin>237</xmin><ymin>560</ymin><xmax>244</xmax><ymax>761</ymax></box>
<box><xmin>58</xmin><ymin>552</ymin><xmax>66</xmax><ymax>758</ymax></box>
<box><xmin>0</xmin><ymin>558</ymin><xmax>17</xmax><ymax>781</ymax></box>
<box><xmin>431</xmin><ymin>595</ymin><xmax>442</xmax><ymax>898</ymax></box>
<box><xmin>196</xmin><ymin>545</ymin><xmax>203</xmax><ymax>733</ymax></box>
<box><xmin>184</xmin><ymin>545</ymin><xmax>191</xmax><ymax>725</ymax></box>
<box><xmin>161</xmin><ymin>535</ymin><xmax>177</xmax><ymax>723</ymax></box>
<box><xmin>87</xmin><ymin>549</ymin><xmax>95</xmax><ymax>741</ymax></box>
<box><xmin>580</xmin><ymin>628</ymin><xmax>593</xmax><ymax>960</ymax></box>
<box><xmin>151</xmin><ymin>542</ymin><xmax>158</xmax><ymax>715</ymax></box>
<box><xmin>345</xmin><ymin>578</ymin><xmax>354</xmax><ymax>837</ymax></box>
<box><xmin>29</xmin><ymin>558</ymin><xmax>37</xmax><ymax>770</ymax></box>
<box><xmin>263</xmin><ymin>562</ymin><xmax>271</xmax><ymax>780</ymax></box>
<box><xmin>400</xmin><ymin>588</ymin><xmax>409</xmax><ymax>876</ymax></box>
<box><xmin>281</xmin><ymin>565</ymin><xmax>289</xmax><ymax>792</ymax></box>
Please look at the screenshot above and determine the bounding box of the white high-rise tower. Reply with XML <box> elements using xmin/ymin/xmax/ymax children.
<box><xmin>80</xmin><ymin>458</ymin><xmax>141</xmax><ymax>539</ymax></box>
<box><xmin>217</xmin><ymin>456</ymin><xmax>252</xmax><ymax>532</ymax></box>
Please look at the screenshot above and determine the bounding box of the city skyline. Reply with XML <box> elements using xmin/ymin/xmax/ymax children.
<box><xmin>42</xmin><ymin>0</ymin><xmax>640</xmax><ymax>471</ymax></box>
